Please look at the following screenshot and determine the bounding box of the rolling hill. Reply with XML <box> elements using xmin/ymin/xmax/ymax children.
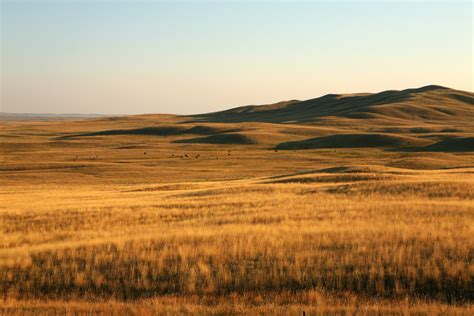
<box><xmin>276</xmin><ymin>133</ymin><xmax>432</xmax><ymax>150</ymax></box>
<box><xmin>53</xmin><ymin>85</ymin><xmax>474</xmax><ymax>152</ymax></box>
<box><xmin>190</xmin><ymin>85</ymin><xmax>474</xmax><ymax>126</ymax></box>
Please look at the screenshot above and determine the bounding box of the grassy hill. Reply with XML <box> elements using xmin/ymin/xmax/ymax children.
<box><xmin>1</xmin><ymin>86</ymin><xmax>473</xmax><ymax>314</ymax></box>
<box><xmin>48</xmin><ymin>85</ymin><xmax>474</xmax><ymax>153</ymax></box>
<box><xmin>191</xmin><ymin>85</ymin><xmax>474</xmax><ymax>125</ymax></box>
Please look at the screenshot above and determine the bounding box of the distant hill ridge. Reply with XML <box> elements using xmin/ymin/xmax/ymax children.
<box><xmin>192</xmin><ymin>85</ymin><xmax>474</xmax><ymax>125</ymax></box>
<box><xmin>38</xmin><ymin>85</ymin><xmax>474</xmax><ymax>153</ymax></box>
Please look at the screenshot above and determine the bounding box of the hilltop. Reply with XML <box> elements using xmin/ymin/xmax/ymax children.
<box><xmin>191</xmin><ymin>85</ymin><xmax>474</xmax><ymax>126</ymax></box>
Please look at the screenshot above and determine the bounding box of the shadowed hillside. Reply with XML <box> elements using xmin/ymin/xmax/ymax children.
<box><xmin>174</xmin><ymin>133</ymin><xmax>258</xmax><ymax>145</ymax></box>
<box><xmin>276</xmin><ymin>133</ymin><xmax>432</xmax><ymax>150</ymax></box>
<box><xmin>415</xmin><ymin>137</ymin><xmax>474</xmax><ymax>152</ymax></box>
<box><xmin>59</xmin><ymin>125</ymin><xmax>236</xmax><ymax>139</ymax></box>
<box><xmin>190</xmin><ymin>85</ymin><xmax>474</xmax><ymax>125</ymax></box>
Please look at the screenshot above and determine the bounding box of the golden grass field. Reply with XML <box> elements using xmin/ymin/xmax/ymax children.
<box><xmin>1</xmin><ymin>86</ymin><xmax>473</xmax><ymax>314</ymax></box>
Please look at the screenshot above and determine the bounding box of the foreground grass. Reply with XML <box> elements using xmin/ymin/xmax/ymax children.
<box><xmin>1</xmin><ymin>168</ymin><xmax>473</xmax><ymax>314</ymax></box>
<box><xmin>1</xmin><ymin>116</ymin><xmax>473</xmax><ymax>313</ymax></box>
<box><xmin>2</xmin><ymin>292</ymin><xmax>473</xmax><ymax>315</ymax></box>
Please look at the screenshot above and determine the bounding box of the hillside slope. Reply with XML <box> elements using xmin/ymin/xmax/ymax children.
<box><xmin>38</xmin><ymin>85</ymin><xmax>474</xmax><ymax>152</ymax></box>
<box><xmin>190</xmin><ymin>85</ymin><xmax>474</xmax><ymax>125</ymax></box>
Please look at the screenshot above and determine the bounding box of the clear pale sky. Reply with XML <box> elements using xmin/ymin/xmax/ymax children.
<box><xmin>1</xmin><ymin>1</ymin><xmax>472</xmax><ymax>115</ymax></box>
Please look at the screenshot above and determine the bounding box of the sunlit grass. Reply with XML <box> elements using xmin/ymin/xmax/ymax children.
<box><xmin>1</xmin><ymin>171</ymin><xmax>473</xmax><ymax>313</ymax></box>
<box><xmin>1</xmin><ymin>117</ymin><xmax>473</xmax><ymax>313</ymax></box>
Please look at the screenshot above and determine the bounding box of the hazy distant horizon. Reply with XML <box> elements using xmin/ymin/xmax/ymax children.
<box><xmin>1</xmin><ymin>1</ymin><xmax>472</xmax><ymax>115</ymax></box>
<box><xmin>0</xmin><ymin>83</ymin><xmax>472</xmax><ymax>117</ymax></box>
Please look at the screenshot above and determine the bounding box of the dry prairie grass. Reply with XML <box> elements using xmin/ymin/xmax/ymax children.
<box><xmin>1</xmin><ymin>115</ymin><xmax>473</xmax><ymax>314</ymax></box>
<box><xmin>1</xmin><ymin>294</ymin><xmax>472</xmax><ymax>315</ymax></box>
<box><xmin>1</xmin><ymin>172</ymin><xmax>473</xmax><ymax>312</ymax></box>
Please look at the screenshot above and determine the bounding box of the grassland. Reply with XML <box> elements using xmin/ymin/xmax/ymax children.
<box><xmin>1</xmin><ymin>86</ymin><xmax>473</xmax><ymax>314</ymax></box>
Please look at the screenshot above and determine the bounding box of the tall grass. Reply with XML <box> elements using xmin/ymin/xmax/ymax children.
<box><xmin>1</xmin><ymin>171</ymin><xmax>473</xmax><ymax>304</ymax></box>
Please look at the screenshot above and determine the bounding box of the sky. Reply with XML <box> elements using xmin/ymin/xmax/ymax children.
<box><xmin>0</xmin><ymin>1</ymin><xmax>472</xmax><ymax>115</ymax></box>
